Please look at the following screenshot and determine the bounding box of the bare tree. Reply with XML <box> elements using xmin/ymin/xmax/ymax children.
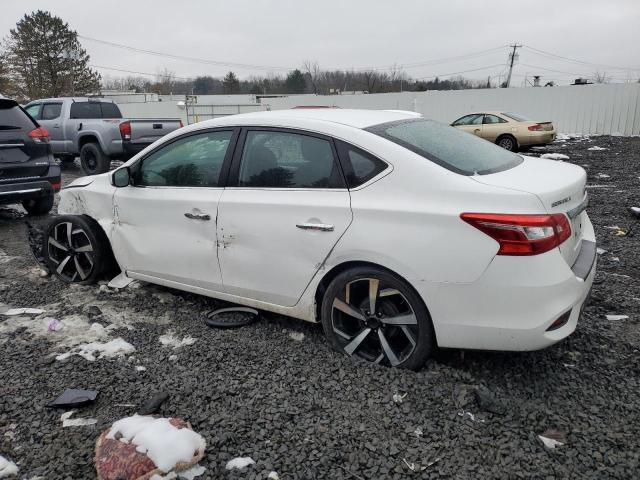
<box><xmin>303</xmin><ymin>60</ymin><xmax>322</xmax><ymax>94</ymax></box>
<box><xmin>152</xmin><ymin>68</ymin><xmax>176</xmax><ymax>94</ymax></box>
<box><xmin>592</xmin><ymin>70</ymin><xmax>611</xmax><ymax>84</ymax></box>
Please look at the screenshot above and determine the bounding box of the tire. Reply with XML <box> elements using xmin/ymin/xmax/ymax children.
<box><xmin>43</xmin><ymin>215</ymin><xmax>109</xmax><ymax>284</ymax></box>
<box><xmin>496</xmin><ymin>135</ymin><xmax>518</xmax><ymax>152</ymax></box>
<box><xmin>80</xmin><ymin>142</ymin><xmax>110</xmax><ymax>175</ymax></box>
<box><xmin>22</xmin><ymin>194</ymin><xmax>54</xmax><ymax>216</ymax></box>
<box><xmin>321</xmin><ymin>266</ymin><xmax>435</xmax><ymax>370</ymax></box>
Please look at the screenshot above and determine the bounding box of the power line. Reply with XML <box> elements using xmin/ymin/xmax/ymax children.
<box><xmin>415</xmin><ymin>63</ymin><xmax>506</xmax><ymax>80</ymax></box>
<box><xmin>80</xmin><ymin>35</ymin><xmax>292</xmax><ymax>71</ymax></box>
<box><xmin>523</xmin><ymin>45</ymin><xmax>640</xmax><ymax>72</ymax></box>
<box><xmin>90</xmin><ymin>64</ymin><xmax>194</xmax><ymax>81</ymax></box>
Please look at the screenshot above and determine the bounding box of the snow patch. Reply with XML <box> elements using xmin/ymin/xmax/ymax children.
<box><xmin>588</xmin><ymin>146</ymin><xmax>607</xmax><ymax>151</ymax></box>
<box><xmin>0</xmin><ymin>455</ymin><xmax>19</xmax><ymax>477</ymax></box>
<box><xmin>106</xmin><ymin>415</ymin><xmax>206</xmax><ymax>473</ymax></box>
<box><xmin>136</xmin><ymin>366</ymin><xmax>147</xmax><ymax>372</ymax></box>
<box><xmin>1</xmin><ymin>307</ymin><xmax>44</xmax><ymax>316</ymax></box>
<box><xmin>56</xmin><ymin>338</ymin><xmax>135</xmax><ymax>361</ymax></box>
<box><xmin>288</xmin><ymin>332</ymin><xmax>305</xmax><ymax>341</ymax></box>
<box><xmin>606</xmin><ymin>314</ymin><xmax>629</xmax><ymax>321</ymax></box>
<box><xmin>540</xmin><ymin>153</ymin><xmax>570</xmax><ymax>160</ymax></box>
<box><xmin>225</xmin><ymin>457</ymin><xmax>256</xmax><ymax>470</ymax></box>
<box><xmin>159</xmin><ymin>331</ymin><xmax>196</xmax><ymax>349</ymax></box>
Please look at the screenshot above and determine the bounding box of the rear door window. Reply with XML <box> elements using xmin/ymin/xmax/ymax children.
<box><xmin>452</xmin><ymin>114</ymin><xmax>483</xmax><ymax>126</ymax></box>
<box><xmin>335</xmin><ymin>140</ymin><xmax>388</xmax><ymax>188</ymax></box>
<box><xmin>483</xmin><ymin>115</ymin><xmax>507</xmax><ymax>124</ymax></box>
<box><xmin>237</xmin><ymin>130</ymin><xmax>345</xmax><ymax>188</ymax></box>
<box><xmin>0</xmin><ymin>100</ymin><xmax>37</xmax><ymax>131</ymax></box>
<box><xmin>70</xmin><ymin>102</ymin><xmax>102</xmax><ymax>119</ymax></box>
<box><xmin>41</xmin><ymin>103</ymin><xmax>62</xmax><ymax>120</ymax></box>
<box><xmin>367</xmin><ymin>119</ymin><xmax>523</xmax><ymax>175</ymax></box>
<box><xmin>100</xmin><ymin>102</ymin><xmax>123</xmax><ymax>119</ymax></box>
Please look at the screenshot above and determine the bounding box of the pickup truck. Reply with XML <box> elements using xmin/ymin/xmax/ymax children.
<box><xmin>24</xmin><ymin>97</ymin><xmax>182</xmax><ymax>175</ymax></box>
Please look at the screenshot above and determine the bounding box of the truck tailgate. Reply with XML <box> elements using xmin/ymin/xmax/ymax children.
<box><xmin>127</xmin><ymin>119</ymin><xmax>181</xmax><ymax>145</ymax></box>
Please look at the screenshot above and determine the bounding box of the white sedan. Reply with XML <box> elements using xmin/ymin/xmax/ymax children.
<box><xmin>51</xmin><ymin>109</ymin><xmax>596</xmax><ymax>369</ymax></box>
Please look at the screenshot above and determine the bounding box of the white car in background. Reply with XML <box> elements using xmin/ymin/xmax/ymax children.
<box><xmin>49</xmin><ymin>109</ymin><xmax>595</xmax><ymax>369</ymax></box>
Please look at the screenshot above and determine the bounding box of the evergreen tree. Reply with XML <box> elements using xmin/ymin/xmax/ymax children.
<box><xmin>284</xmin><ymin>69</ymin><xmax>306</xmax><ymax>94</ymax></box>
<box><xmin>222</xmin><ymin>71</ymin><xmax>240</xmax><ymax>94</ymax></box>
<box><xmin>2</xmin><ymin>10</ymin><xmax>100</xmax><ymax>100</ymax></box>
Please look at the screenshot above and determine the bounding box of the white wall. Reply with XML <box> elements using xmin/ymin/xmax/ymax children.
<box><xmin>262</xmin><ymin>83</ymin><xmax>640</xmax><ymax>135</ymax></box>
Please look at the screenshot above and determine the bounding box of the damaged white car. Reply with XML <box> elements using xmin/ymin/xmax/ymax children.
<box><xmin>49</xmin><ymin>109</ymin><xmax>596</xmax><ymax>369</ymax></box>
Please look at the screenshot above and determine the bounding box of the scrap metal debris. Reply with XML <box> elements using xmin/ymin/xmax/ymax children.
<box><xmin>61</xmin><ymin>410</ymin><xmax>97</xmax><ymax>427</ymax></box>
<box><xmin>204</xmin><ymin>307</ymin><xmax>259</xmax><ymax>329</ymax></box>
<box><xmin>392</xmin><ymin>392</ymin><xmax>408</xmax><ymax>404</ymax></box>
<box><xmin>538</xmin><ymin>429</ymin><xmax>567</xmax><ymax>449</ymax></box>
<box><xmin>48</xmin><ymin>389</ymin><xmax>99</xmax><ymax>409</ymax></box>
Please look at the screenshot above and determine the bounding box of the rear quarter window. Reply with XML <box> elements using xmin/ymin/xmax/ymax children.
<box><xmin>70</xmin><ymin>102</ymin><xmax>102</xmax><ymax>119</ymax></box>
<box><xmin>366</xmin><ymin>118</ymin><xmax>523</xmax><ymax>176</ymax></box>
<box><xmin>335</xmin><ymin>140</ymin><xmax>388</xmax><ymax>188</ymax></box>
<box><xmin>101</xmin><ymin>102</ymin><xmax>122</xmax><ymax>119</ymax></box>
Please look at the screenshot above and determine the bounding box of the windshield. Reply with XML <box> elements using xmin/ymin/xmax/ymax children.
<box><xmin>367</xmin><ymin>118</ymin><xmax>523</xmax><ymax>175</ymax></box>
<box><xmin>502</xmin><ymin>112</ymin><xmax>531</xmax><ymax>122</ymax></box>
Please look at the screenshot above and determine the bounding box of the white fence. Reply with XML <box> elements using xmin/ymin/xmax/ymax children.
<box><xmin>262</xmin><ymin>83</ymin><xmax>640</xmax><ymax>135</ymax></box>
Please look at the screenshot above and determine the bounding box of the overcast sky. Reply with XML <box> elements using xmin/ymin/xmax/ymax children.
<box><xmin>2</xmin><ymin>0</ymin><xmax>639</xmax><ymax>85</ymax></box>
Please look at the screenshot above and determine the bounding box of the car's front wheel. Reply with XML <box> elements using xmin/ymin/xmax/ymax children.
<box><xmin>321</xmin><ymin>266</ymin><xmax>435</xmax><ymax>370</ymax></box>
<box><xmin>44</xmin><ymin>215</ymin><xmax>109</xmax><ymax>284</ymax></box>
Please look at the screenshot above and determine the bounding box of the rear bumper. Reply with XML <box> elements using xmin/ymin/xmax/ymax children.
<box><xmin>122</xmin><ymin>141</ymin><xmax>150</xmax><ymax>158</ymax></box>
<box><xmin>0</xmin><ymin>164</ymin><xmax>60</xmax><ymax>205</ymax></box>
<box><xmin>521</xmin><ymin>130</ymin><xmax>556</xmax><ymax>146</ymax></box>
<box><xmin>416</xmin><ymin>213</ymin><xmax>596</xmax><ymax>351</ymax></box>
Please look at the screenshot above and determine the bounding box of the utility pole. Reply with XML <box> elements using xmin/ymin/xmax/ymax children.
<box><xmin>504</xmin><ymin>43</ymin><xmax>522</xmax><ymax>88</ymax></box>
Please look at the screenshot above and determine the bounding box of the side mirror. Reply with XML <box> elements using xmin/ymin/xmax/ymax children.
<box><xmin>112</xmin><ymin>167</ymin><xmax>131</xmax><ymax>187</ymax></box>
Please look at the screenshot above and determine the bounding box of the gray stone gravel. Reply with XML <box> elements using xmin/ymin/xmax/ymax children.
<box><xmin>0</xmin><ymin>137</ymin><xmax>639</xmax><ymax>479</ymax></box>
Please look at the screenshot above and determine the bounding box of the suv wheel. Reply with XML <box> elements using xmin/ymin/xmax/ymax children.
<box><xmin>80</xmin><ymin>143</ymin><xmax>109</xmax><ymax>175</ymax></box>
<box><xmin>22</xmin><ymin>194</ymin><xmax>54</xmax><ymax>216</ymax></box>
<box><xmin>321</xmin><ymin>266</ymin><xmax>435</xmax><ymax>370</ymax></box>
<box><xmin>44</xmin><ymin>215</ymin><xmax>108</xmax><ymax>284</ymax></box>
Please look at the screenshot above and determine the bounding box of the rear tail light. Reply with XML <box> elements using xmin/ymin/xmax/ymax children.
<box><xmin>28</xmin><ymin>127</ymin><xmax>50</xmax><ymax>144</ymax></box>
<box><xmin>119</xmin><ymin>121</ymin><xmax>131</xmax><ymax>141</ymax></box>
<box><xmin>179</xmin><ymin>120</ymin><xmax>184</xmax><ymax>128</ymax></box>
<box><xmin>49</xmin><ymin>180</ymin><xmax>61</xmax><ymax>191</ymax></box>
<box><xmin>546</xmin><ymin>310</ymin><xmax>571</xmax><ymax>331</ymax></box>
<box><xmin>460</xmin><ymin>213</ymin><xmax>571</xmax><ymax>256</ymax></box>
<box><xmin>528</xmin><ymin>124</ymin><xmax>543</xmax><ymax>131</ymax></box>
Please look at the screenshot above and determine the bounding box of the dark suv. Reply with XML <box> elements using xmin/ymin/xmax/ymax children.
<box><xmin>0</xmin><ymin>98</ymin><xmax>60</xmax><ymax>215</ymax></box>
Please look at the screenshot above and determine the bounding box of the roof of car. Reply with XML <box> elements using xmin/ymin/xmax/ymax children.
<box><xmin>26</xmin><ymin>97</ymin><xmax>116</xmax><ymax>104</ymax></box>
<box><xmin>202</xmin><ymin>108</ymin><xmax>422</xmax><ymax>129</ymax></box>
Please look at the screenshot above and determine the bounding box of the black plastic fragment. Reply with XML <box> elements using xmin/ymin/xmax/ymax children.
<box><xmin>138</xmin><ymin>392</ymin><xmax>169</xmax><ymax>415</ymax></box>
<box><xmin>474</xmin><ymin>386</ymin><xmax>507</xmax><ymax>415</ymax></box>
<box><xmin>48</xmin><ymin>389</ymin><xmax>99</xmax><ymax>408</ymax></box>
<box><xmin>205</xmin><ymin>307</ymin><xmax>260</xmax><ymax>329</ymax></box>
<box><xmin>25</xmin><ymin>220</ymin><xmax>51</xmax><ymax>274</ymax></box>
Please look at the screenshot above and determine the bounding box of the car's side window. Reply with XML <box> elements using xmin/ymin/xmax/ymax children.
<box><xmin>453</xmin><ymin>114</ymin><xmax>483</xmax><ymax>126</ymax></box>
<box><xmin>484</xmin><ymin>114</ymin><xmax>506</xmax><ymax>125</ymax></box>
<box><xmin>41</xmin><ymin>103</ymin><xmax>62</xmax><ymax>120</ymax></box>
<box><xmin>335</xmin><ymin>140</ymin><xmax>388</xmax><ymax>188</ymax></box>
<box><xmin>69</xmin><ymin>102</ymin><xmax>102</xmax><ymax>119</ymax></box>
<box><xmin>237</xmin><ymin>130</ymin><xmax>345</xmax><ymax>188</ymax></box>
<box><xmin>25</xmin><ymin>104</ymin><xmax>41</xmax><ymax>120</ymax></box>
<box><xmin>134</xmin><ymin>130</ymin><xmax>233</xmax><ymax>187</ymax></box>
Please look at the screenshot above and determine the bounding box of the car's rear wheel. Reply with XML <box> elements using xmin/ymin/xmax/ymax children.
<box><xmin>22</xmin><ymin>194</ymin><xmax>54</xmax><ymax>215</ymax></box>
<box><xmin>44</xmin><ymin>215</ymin><xmax>108</xmax><ymax>284</ymax></box>
<box><xmin>80</xmin><ymin>143</ymin><xmax>109</xmax><ymax>175</ymax></box>
<box><xmin>496</xmin><ymin>134</ymin><xmax>518</xmax><ymax>152</ymax></box>
<box><xmin>321</xmin><ymin>266</ymin><xmax>435</xmax><ymax>370</ymax></box>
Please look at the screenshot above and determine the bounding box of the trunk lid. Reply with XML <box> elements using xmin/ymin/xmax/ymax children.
<box><xmin>472</xmin><ymin>155</ymin><xmax>587</xmax><ymax>265</ymax></box>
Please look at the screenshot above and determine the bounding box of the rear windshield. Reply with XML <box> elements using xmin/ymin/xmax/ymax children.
<box><xmin>0</xmin><ymin>100</ymin><xmax>38</xmax><ymax>131</ymax></box>
<box><xmin>366</xmin><ymin>118</ymin><xmax>523</xmax><ymax>175</ymax></box>
<box><xmin>502</xmin><ymin>112</ymin><xmax>530</xmax><ymax>122</ymax></box>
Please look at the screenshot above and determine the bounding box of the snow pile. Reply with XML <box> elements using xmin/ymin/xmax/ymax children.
<box><xmin>1</xmin><ymin>307</ymin><xmax>44</xmax><ymax>316</ymax></box>
<box><xmin>588</xmin><ymin>146</ymin><xmax>607</xmax><ymax>151</ymax></box>
<box><xmin>56</xmin><ymin>338</ymin><xmax>135</xmax><ymax>361</ymax></box>
<box><xmin>149</xmin><ymin>465</ymin><xmax>206</xmax><ymax>480</ymax></box>
<box><xmin>106</xmin><ymin>416</ymin><xmax>206</xmax><ymax>473</ymax></box>
<box><xmin>225</xmin><ymin>457</ymin><xmax>255</xmax><ymax>470</ymax></box>
<box><xmin>61</xmin><ymin>410</ymin><xmax>97</xmax><ymax>427</ymax></box>
<box><xmin>541</xmin><ymin>153</ymin><xmax>570</xmax><ymax>160</ymax></box>
<box><xmin>0</xmin><ymin>455</ymin><xmax>18</xmax><ymax>477</ymax></box>
<box><xmin>606</xmin><ymin>314</ymin><xmax>629</xmax><ymax>321</ymax></box>
<box><xmin>159</xmin><ymin>331</ymin><xmax>197</xmax><ymax>349</ymax></box>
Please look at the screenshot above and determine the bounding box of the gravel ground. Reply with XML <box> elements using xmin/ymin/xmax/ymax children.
<box><xmin>1</xmin><ymin>136</ymin><xmax>639</xmax><ymax>479</ymax></box>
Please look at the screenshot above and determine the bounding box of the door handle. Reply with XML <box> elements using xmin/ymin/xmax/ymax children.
<box><xmin>53</xmin><ymin>124</ymin><xmax>60</xmax><ymax>128</ymax></box>
<box><xmin>184</xmin><ymin>212</ymin><xmax>211</xmax><ymax>221</ymax></box>
<box><xmin>296</xmin><ymin>223</ymin><xmax>334</xmax><ymax>232</ymax></box>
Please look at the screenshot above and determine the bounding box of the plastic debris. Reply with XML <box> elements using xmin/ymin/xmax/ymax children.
<box><xmin>596</xmin><ymin>248</ymin><xmax>607</xmax><ymax>255</ymax></box>
<box><xmin>541</xmin><ymin>153</ymin><xmax>570</xmax><ymax>160</ymax></box>
<box><xmin>606</xmin><ymin>314</ymin><xmax>629</xmax><ymax>321</ymax></box>
<box><xmin>107</xmin><ymin>272</ymin><xmax>134</xmax><ymax>289</ymax></box>
<box><xmin>25</xmin><ymin>220</ymin><xmax>51</xmax><ymax>274</ymax></box>
<box><xmin>402</xmin><ymin>456</ymin><xmax>440</xmax><ymax>472</ymax></box>
<box><xmin>288</xmin><ymin>332</ymin><xmax>305</xmax><ymax>341</ymax></box>
<box><xmin>178</xmin><ymin>465</ymin><xmax>206</xmax><ymax>480</ymax></box>
<box><xmin>48</xmin><ymin>389</ymin><xmax>99</xmax><ymax>408</ymax></box>
<box><xmin>414</xmin><ymin>427</ymin><xmax>423</xmax><ymax>437</ymax></box>
<box><xmin>225</xmin><ymin>457</ymin><xmax>255</xmax><ymax>470</ymax></box>
<box><xmin>1</xmin><ymin>308</ymin><xmax>44</xmax><ymax>316</ymax></box>
<box><xmin>538</xmin><ymin>429</ymin><xmax>567</xmax><ymax>449</ymax></box>
<box><xmin>629</xmin><ymin>206</ymin><xmax>640</xmax><ymax>219</ymax></box>
<box><xmin>268</xmin><ymin>472</ymin><xmax>280</xmax><ymax>480</ymax></box>
<box><xmin>61</xmin><ymin>410</ymin><xmax>97</xmax><ymax>427</ymax></box>
<box><xmin>457</xmin><ymin>410</ymin><xmax>484</xmax><ymax>422</ymax></box>
<box><xmin>138</xmin><ymin>392</ymin><xmax>169</xmax><ymax>415</ymax></box>
<box><xmin>96</xmin><ymin>415</ymin><xmax>205</xmax><ymax>479</ymax></box>
<box><xmin>159</xmin><ymin>332</ymin><xmax>197</xmax><ymax>348</ymax></box>
<box><xmin>392</xmin><ymin>392</ymin><xmax>407</xmax><ymax>404</ymax></box>
<box><xmin>46</xmin><ymin>318</ymin><xmax>62</xmax><ymax>332</ymax></box>
<box><xmin>0</xmin><ymin>455</ymin><xmax>19</xmax><ymax>477</ymax></box>
<box><xmin>205</xmin><ymin>307</ymin><xmax>259</xmax><ymax>329</ymax></box>
<box><xmin>595</xmin><ymin>173</ymin><xmax>610</xmax><ymax>178</ymax></box>
<box><xmin>136</xmin><ymin>366</ymin><xmax>147</xmax><ymax>372</ymax></box>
